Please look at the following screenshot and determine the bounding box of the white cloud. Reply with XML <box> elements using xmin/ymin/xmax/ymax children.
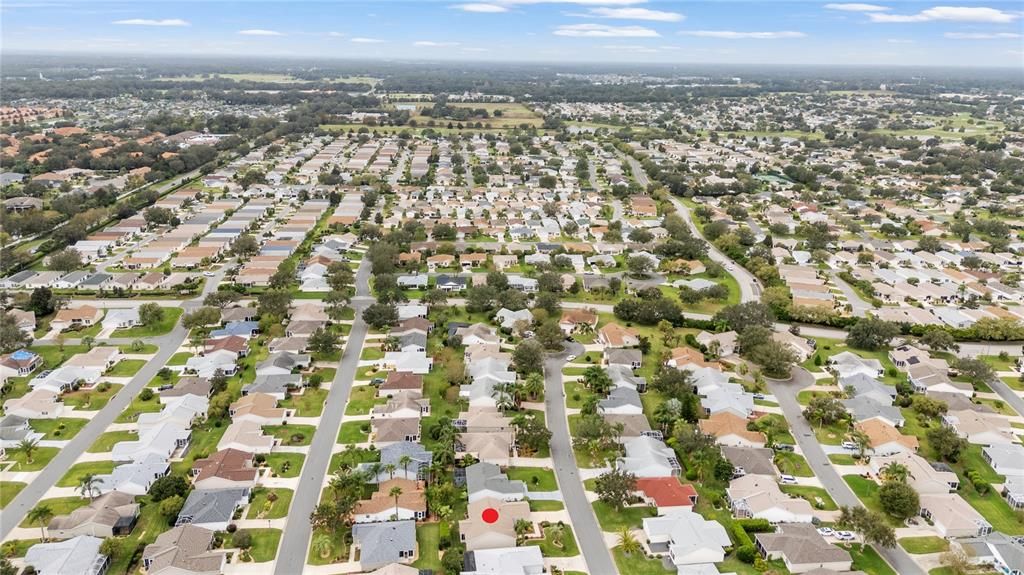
<box><xmin>869</xmin><ymin>6</ymin><xmax>1019</xmax><ymax>23</ymax></box>
<box><xmin>824</xmin><ymin>3</ymin><xmax>890</xmax><ymax>12</ymax></box>
<box><xmin>451</xmin><ymin>3</ymin><xmax>509</xmax><ymax>12</ymax></box>
<box><xmin>554</xmin><ymin>23</ymin><xmax>659</xmax><ymax>37</ymax></box>
<box><xmin>414</xmin><ymin>40</ymin><xmax>460</xmax><ymax>47</ymax></box>
<box><xmin>945</xmin><ymin>31</ymin><xmax>1021</xmax><ymax>39</ymax></box>
<box><xmin>351</xmin><ymin>37</ymin><xmax>384</xmax><ymax>43</ymax></box>
<box><xmin>113</xmin><ymin>18</ymin><xmax>189</xmax><ymax>26</ymax></box>
<box><xmin>588</xmin><ymin>7</ymin><xmax>684</xmax><ymax>22</ymax></box>
<box><xmin>238</xmin><ymin>29</ymin><xmax>284</xmax><ymax>36</ymax></box>
<box><xmin>327</xmin><ymin>31</ymin><xmax>345</xmax><ymax>37</ymax></box>
<box><xmin>680</xmin><ymin>30</ymin><xmax>806</xmax><ymax>39</ymax></box>
<box><xmin>601</xmin><ymin>44</ymin><xmax>660</xmax><ymax>53</ymax></box>
<box><xmin>462</xmin><ymin>47</ymin><xmax>490</xmax><ymax>52</ymax></box>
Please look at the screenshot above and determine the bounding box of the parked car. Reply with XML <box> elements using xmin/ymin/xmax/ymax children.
<box><xmin>841</xmin><ymin>441</ymin><xmax>859</xmax><ymax>450</ymax></box>
<box><xmin>834</xmin><ymin>531</ymin><xmax>855</xmax><ymax>541</ymax></box>
<box><xmin>817</xmin><ymin>527</ymin><xmax>834</xmax><ymax>537</ymax></box>
<box><xmin>779</xmin><ymin>474</ymin><xmax>797</xmax><ymax>485</ymax></box>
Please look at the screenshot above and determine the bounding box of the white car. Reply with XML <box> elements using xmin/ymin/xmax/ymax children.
<box><xmin>779</xmin><ymin>474</ymin><xmax>797</xmax><ymax>485</ymax></box>
<box><xmin>834</xmin><ymin>531</ymin><xmax>855</xmax><ymax>541</ymax></box>
<box><xmin>566</xmin><ymin>354</ymin><xmax>577</xmax><ymax>361</ymax></box>
<box><xmin>817</xmin><ymin>527</ymin><xmax>834</xmax><ymax>537</ymax></box>
<box><xmin>841</xmin><ymin>441</ymin><xmax>859</xmax><ymax>450</ymax></box>
<box><xmin>203</xmin><ymin>271</ymin><xmax>215</xmax><ymax>277</ymax></box>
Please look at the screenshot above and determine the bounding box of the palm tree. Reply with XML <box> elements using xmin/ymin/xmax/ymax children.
<box><xmin>881</xmin><ymin>462</ymin><xmax>911</xmax><ymax>483</ymax></box>
<box><xmin>617</xmin><ymin>527</ymin><xmax>642</xmax><ymax>555</ymax></box>
<box><xmin>367</xmin><ymin>462</ymin><xmax>383</xmax><ymax>482</ymax></box>
<box><xmin>27</xmin><ymin>505</ymin><xmax>53</xmax><ymax>542</ymax></box>
<box><xmin>78</xmin><ymin>473</ymin><xmax>101</xmax><ymax>500</ymax></box>
<box><xmin>18</xmin><ymin>438</ymin><xmax>39</xmax><ymax>465</ymax></box>
<box><xmin>549</xmin><ymin>522</ymin><xmax>566</xmax><ymax>548</ymax></box>
<box><xmin>311</xmin><ymin>533</ymin><xmax>333</xmax><ymax>560</ymax></box>
<box><xmin>384</xmin><ymin>463</ymin><xmax>397</xmax><ymax>480</ymax></box>
<box><xmin>398</xmin><ymin>455</ymin><xmax>413</xmax><ymax>480</ymax></box>
<box><xmin>514</xmin><ymin>518</ymin><xmax>532</xmax><ymax>545</ymax></box>
<box><xmin>82</xmin><ymin>335</ymin><xmax>95</xmax><ymax>351</ymax></box>
<box><xmin>523</xmin><ymin>373</ymin><xmax>544</xmax><ymax>400</ymax></box>
<box><xmin>492</xmin><ymin>382</ymin><xmax>516</xmax><ymax>413</ymax></box>
<box><xmin>389</xmin><ymin>486</ymin><xmax>403</xmax><ymax>520</ymax></box>
<box><xmin>848</xmin><ymin>429</ymin><xmax>872</xmax><ymax>460</ymax></box>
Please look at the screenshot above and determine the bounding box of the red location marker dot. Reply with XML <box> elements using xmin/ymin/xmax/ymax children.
<box><xmin>482</xmin><ymin>508</ymin><xmax>499</xmax><ymax>524</ymax></box>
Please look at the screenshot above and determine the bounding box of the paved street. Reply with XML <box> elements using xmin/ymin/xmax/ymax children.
<box><xmin>766</xmin><ymin>367</ymin><xmax>925</xmax><ymax>575</ymax></box>
<box><xmin>827</xmin><ymin>269</ymin><xmax>874</xmax><ymax>318</ymax></box>
<box><xmin>0</xmin><ymin>264</ymin><xmax>229</xmax><ymax>538</ymax></box>
<box><xmin>543</xmin><ymin>342</ymin><xmax>618</xmax><ymax>575</ymax></box>
<box><xmin>273</xmin><ymin>257</ymin><xmax>372</xmax><ymax>575</ymax></box>
<box><xmin>987</xmin><ymin>376</ymin><xmax>1024</xmax><ymax>418</ymax></box>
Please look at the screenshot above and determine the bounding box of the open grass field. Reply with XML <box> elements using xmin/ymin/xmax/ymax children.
<box><xmin>0</xmin><ymin>482</ymin><xmax>26</xmax><ymax>509</ymax></box>
<box><xmin>56</xmin><ymin>461</ymin><xmax>116</xmax><ymax>488</ymax></box>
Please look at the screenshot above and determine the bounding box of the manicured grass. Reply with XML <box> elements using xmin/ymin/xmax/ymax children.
<box><xmin>593</xmin><ymin>501</ymin><xmax>656</xmax><ymax>531</ymax></box>
<box><xmin>360</xmin><ymin>346</ymin><xmax>384</xmax><ymax>361</ymax></box>
<box><xmin>337</xmin><ymin>420</ymin><xmax>370</xmax><ymax>444</ymax></box>
<box><xmin>612</xmin><ymin>547</ymin><xmax>675</xmax><ymax>575</ymax></box>
<box><xmin>167</xmin><ymin>351</ymin><xmax>192</xmax><ymax>366</ymax></box>
<box><xmin>114</xmin><ymin>394</ymin><xmax>163</xmax><ymax>423</ymax></box>
<box><xmin>234</xmin><ymin>528</ymin><xmax>281</xmax><ymax>562</ymax></box>
<box><xmin>798</xmin><ymin>389</ymin><xmax>837</xmax><ymax>405</ymax></box>
<box><xmin>0</xmin><ymin>482</ymin><xmax>26</xmax><ymax>509</ymax></box>
<box><xmin>4</xmin><ymin>446</ymin><xmax>59</xmax><ymax>471</ymax></box>
<box><xmin>20</xmin><ymin>497</ymin><xmax>90</xmax><ymax>527</ymax></box>
<box><xmin>829</xmin><ymin>454</ymin><xmax>859</xmax><ymax>465</ymax></box>
<box><xmin>280</xmin><ymin>388</ymin><xmax>329</xmax><ymax>416</ymax></box>
<box><xmin>112</xmin><ymin>308</ymin><xmax>183</xmax><ymax>337</ymax></box>
<box><xmin>411</xmin><ymin>523</ymin><xmax>442</xmax><ymax>571</ymax></box>
<box><xmin>29</xmin><ymin>417</ymin><xmax>88</xmax><ymax>440</ymax></box>
<box><xmin>263</xmin><ymin>424</ymin><xmax>316</xmax><ymax>446</ymax></box>
<box><xmin>62</xmin><ymin>383</ymin><xmax>121</xmax><ymax>410</ymax></box>
<box><xmin>814</xmin><ymin>422</ymin><xmax>850</xmax><ymax>446</ymax></box>
<box><xmin>105</xmin><ymin>359</ymin><xmax>147</xmax><ymax>377</ymax></box>
<box><xmin>32</xmin><ymin>344</ymin><xmax>89</xmax><ymax>369</ymax></box>
<box><xmin>306</xmin><ymin>526</ymin><xmax>349</xmax><ymax>566</ymax></box>
<box><xmin>753</xmin><ymin>413</ymin><xmax>795</xmax><ymax>444</ymax></box>
<box><xmin>527</xmin><ymin>523</ymin><xmax>579</xmax><ymax>557</ymax></box>
<box><xmin>88</xmin><ymin>430</ymin><xmax>137</xmax><ymax>452</ymax></box>
<box><xmin>564</xmin><ymin>380</ymin><xmax>596</xmax><ymax>409</ymax></box>
<box><xmin>246</xmin><ymin>488</ymin><xmax>294</xmax><ymax>519</ymax></box>
<box><xmin>265</xmin><ymin>453</ymin><xmax>305</xmax><ymax>478</ymax></box>
<box><xmin>507</xmin><ymin>467</ymin><xmax>558</xmax><ymax>492</ymax></box>
<box><xmin>56</xmin><ymin>461</ymin><xmax>115</xmax><ymax>487</ymax></box>
<box><xmin>328</xmin><ymin>447</ymin><xmax>380</xmax><ymax>474</ymax></box>
<box><xmin>840</xmin><ymin>543</ymin><xmax>897</xmax><ymax>575</ymax></box>
<box><xmin>899</xmin><ymin>536</ymin><xmax>949</xmax><ymax>554</ymax></box>
<box><xmin>842</xmin><ymin>475</ymin><xmax>900</xmax><ymax>526</ymax></box>
<box><xmin>774</xmin><ymin>452</ymin><xmax>814</xmax><ymax>477</ymax></box>
<box><xmin>119</xmin><ymin>342</ymin><xmax>158</xmax><ymax>354</ymax></box>
<box><xmin>780</xmin><ymin>485</ymin><xmax>838</xmax><ymax>510</ymax></box>
<box><xmin>529</xmin><ymin>499</ymin><xmax>565</xmax><ymax>511</ymax></box>
<box><xmin>345</xmin><ymin>384</ymin><xmax>384</xmax><ymax>415</ymax></box>
<box><xmin>0</xmin><ymin>538</ymin><xmax>40</xmax><ymax>558</ymax></box>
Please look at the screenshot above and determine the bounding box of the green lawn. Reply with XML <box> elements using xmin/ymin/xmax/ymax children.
<box><xmin>828</xmin><ymin>454</ymin><xmax>859</xmax><ymax>465</ymax></box>
<box><xmin>234</xmin><ymin>528</ymin><xmax>281</xmax><ymax>562</ymax></box>
<box><xmin>0</xmin><ymin>482</ymin><xmax>26</xmax><ymax>509</ymax></box>
<box><xmin>167</xmin><ymin>351</ymin><xmax>192</xmax><ymax>366</ymax></box>
<box><xmin>564</xmin><ymin>380</ymin><xmax>596</xmax><ymax>409</ymax></box>
<box><xmin>527</xmin><ymin>523</ymin><xmax>579</xmax><ymax>557</ymax></box>
<box><xmin>4</xmin><ymin>446</ymin><xmax>59</xmax><ymax>471</ymax></box>
<box><xmin>105</xmin><ymin>359</ymin><xmax>147</xmax><ymax>377</ymax></box>
<box><xmin>780</xmin><ymin>485</ymin><xmax>838</xmax><ymax>510</ymax></box>
<box><xmin>246</xmin><ymin>488</ymin><xmax>294</xmax><ymax>519</ymax></box>
<box><xmin>411</xmin><ymin>523</ymin><xmax>442</xmax><ymax>571</ymax></box>
<box><xmin>264</xmin><ymin>453</ymin><xmax>305</xmax><ymax>478</ymax></box>
<box><xmin>360</xmin><ymin>346</ymin><xmax>384</xmax><ymax>361</ymax></box>
<box><xmin>337</xmin><ymin>421</ymin><xmax>370</xmax><ymax>444</ymax></box>
<box><xmin>529</xmin><ymin>499</ymin><xmax>565</xmax><ymax>511</ymax></box>
<box><xmin>31</xmin><ymin>344</ymin><xmax>89</xmax><ymax>369</ymax></box>
<box><xmin>29</xmin><ymin>417</ymin><xmax>88</xmax><ymax>440</ymax></box>
<box><xmin>62</xmin><ymin>383</ymin><xmax>122</xmax><ymax>410</ymax></box>
<box><xmin>612</xmin><ymin>547</ymin><xmax>674</xmax><ymax>575</ymax></box>
<box><xmin>280</xmin><ymin>388</ymin><xmax>329</xmax><ymax>417</ymax></box>
<box><xmin>841</xmin><ymin>543</ymin><xmax>897</xmax><ymax>575</ymax></box>
<box><xmin>899</xmin><ymin>536</ymin><xmax>949</xmax><ymax>554</ymax></box>
<box><xmin>118</xmin><ymin>342</ymin><xmax>158</xmax><ymax>354</ymax></box>
<box><xmin>814</xmin><ymin>421</ymin><xmax>851</xmax><ymax>445</ymax></box>
<box><xmin>345</xmin><ymin>384</ymin><xmax>384</xmax><ymax>415</ymax></box>
<box><xmin>774</xmin><ymin>452</ymin><xmax>814</xmax><ymax>477</ymax></box>
<box><xmin>263</xmin><ymin>424</ymin><xmax>316</xmax><ymax>446</ymax></box>
<box><xmin>593</xmin><ymin>501</ymin><xmax>656</xmax><ymax>531</ymax></box>
<box><xmin>112</xmin><ymin>308</ymin><xmax>183</xmax><ymax>337</ymax></box>
<box><xmin>88</xmin><ymin>430</ymin><xmax>137</xmax><ymax>452</ymax></box>
<box><xmin>20</xmin><ymin>497</ymin><xmax>89</xmax><ymax>527</ymax></box>
<box><xmin>56</xmin><ymin>461</ymin><xmax>116</xmax><ymax>488</ymax></box>
<box><xmin>507</xmin><ymin>467</ymin><xmax>558</xmax><ymax>492</ymax></box>
<box><xmin>115</xmin><ymin>394</ymin><xmax>163</xmax><ymax>423</ymax></box>
<box><xmin>328</xmin><ymin>447</ymin><xmax>380</xmax><ymax>474</ymax></box>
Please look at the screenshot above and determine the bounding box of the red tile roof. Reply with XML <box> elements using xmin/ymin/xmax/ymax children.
<box><xmin>635</xmin><ymin>477</ymin><xmax>698</xmax><ymax>507</ymax></box>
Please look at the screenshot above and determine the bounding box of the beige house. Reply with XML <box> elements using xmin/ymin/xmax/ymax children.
<box><xmin>48</xmin><ymin>491</ymin><xmax>138</xmax><ymax>539</ymax></box>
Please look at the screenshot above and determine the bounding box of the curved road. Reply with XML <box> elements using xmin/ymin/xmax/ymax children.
<box><xmin>767</xmin><ymin>368</ymin><xmax>924</xmax><ymax>575</ymax></box>
<box><xmin>0</xmin><ymin>263</ymin><xmax>230</xmax><ymax>538</ymax></box>
<box><xmin>543</xmin><ymin>341</ymin><xmax>618</xmax><ymax>575</ymax></box>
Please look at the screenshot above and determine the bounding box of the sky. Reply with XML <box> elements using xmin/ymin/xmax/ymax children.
<box><xmin>2</xmin><ymin>0</ymin><xmax>1022</xmax><ymax>68</ymax></box>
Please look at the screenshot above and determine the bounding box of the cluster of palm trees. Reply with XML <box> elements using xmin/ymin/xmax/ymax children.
<box><xmin>491</xmin><ymin>373</ymin><xmax>545</xmax><ymax>413</ymax></box>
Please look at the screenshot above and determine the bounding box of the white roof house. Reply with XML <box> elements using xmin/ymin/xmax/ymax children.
<box><xmin>642</xmin><ymin>510</ymin><xmax>731</xmax><ymax>573</ymax></box>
